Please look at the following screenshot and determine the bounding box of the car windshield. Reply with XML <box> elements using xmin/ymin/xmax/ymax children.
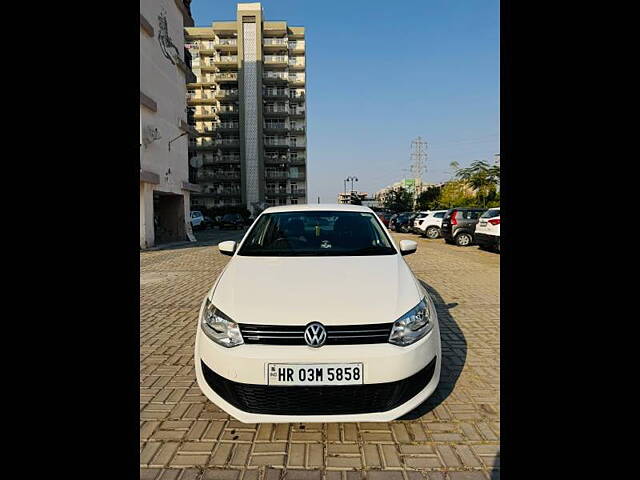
<box><xmin>237</xmin><ymin>211</ymin><xmax>397</xmax><ymax>257</ymax></box>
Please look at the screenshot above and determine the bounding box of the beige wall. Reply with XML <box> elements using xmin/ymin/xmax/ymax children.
<box><xmin>140</xmin><ymin>0</ymin><xmax>192</xmax><ymax>247</ymax></box>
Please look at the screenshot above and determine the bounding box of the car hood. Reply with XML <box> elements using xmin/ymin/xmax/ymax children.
<box><xmin>211</xmin><ymin>254</ymin><xmax>423</xmax><ymax>325</ymax></box>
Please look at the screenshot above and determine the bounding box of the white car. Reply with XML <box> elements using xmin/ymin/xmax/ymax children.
<box><xmin>190</xmin><ymin>211</ymin><xmax>205</xmax><ymax>229</ymax></box>
<box><xmin>416</xmin><ymin>210</ymin><xmax>448</xmax><ymax>239</ymax></box>
<box><xmin>475</xmin><ymin>207</ymin><xmax>500</xmax><ymax>252</ymax></box>
<box><xmin>195</xmin><ymin>204</ymin><xmax>442</xmax><ymax>423</ymax></box>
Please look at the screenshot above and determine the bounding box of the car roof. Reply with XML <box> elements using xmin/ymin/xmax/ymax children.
<box><xmin>262</xmin><ymin>204</ymin><xmax>374</xmax><ymax>214</ymax></box>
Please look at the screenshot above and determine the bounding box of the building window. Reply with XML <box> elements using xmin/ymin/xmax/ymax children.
<box><xmin>290</xmin><ymin>198</ymin><xmax>298</xmax><ymax>205</ymax></box>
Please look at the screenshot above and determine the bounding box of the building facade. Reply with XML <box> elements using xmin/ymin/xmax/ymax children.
<box><xmin>337</xmin><ymin>191</ymin><xmax>368</xmax><ymax>205</ymax></box>
<box><xmin>375</xmin><ymin>179</ymin><xmax>444</xmax><ymax>209</ymax></box>
<box><xmin>140</xmin><ymin>0</ymin><xmax>199</xmax><ymax>248</ymax></box>
<box><xmin>185</xmin><ymin>2</ymin><xmax>307</xmax><ymax>215</ymax></box>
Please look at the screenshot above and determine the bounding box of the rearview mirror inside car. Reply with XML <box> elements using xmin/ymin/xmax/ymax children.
<box><xmin>399</xmin><ymin>240</ymin><xmax>418</xmax><ymax>256</ymax></box>
<box><xmin>218</xmin><ymin>241</ymin><xmax>237</xmax><ymax>256</ymax></box>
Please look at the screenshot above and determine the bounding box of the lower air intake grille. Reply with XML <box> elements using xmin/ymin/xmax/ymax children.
<box><xmin>200</xmin><ymin>356</ymin><xmax>437</xmax><ymax>415</ymax></box>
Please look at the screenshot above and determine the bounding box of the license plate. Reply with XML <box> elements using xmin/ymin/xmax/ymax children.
<box><xmin>479</xmin><ymin>221</ymin><xmax>487</xmax><ymax>226</ymax></box>
<box><xmin>267</xmin><ymin>363</ymin><xmax>364</xmax><ymax>386</ymax></box>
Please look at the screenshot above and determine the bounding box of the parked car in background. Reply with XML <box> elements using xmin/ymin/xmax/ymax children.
<box><xmin>410</xmin><ymin>212</ymin><xmax>431</xmax><ymax>233</ymax></box>
<box><xmin>441</xmin><ymin>208</ymin><xmax>486</xmax><ymax>246</ymax></box>
<box><xmin>388</xmin><ymin>213</ymin><xmax>399</xmax><ymax>231</ymax></box>
<box><xmin>392</xmin><ymin>212</ymin><xmax>416</xmax><ymax>233</ymax></box>
<box><xmin>475</xmin><ymin>208</ymin><xmax>500</xmax><ymax>252</ymax></box>
<box><xmin>416</xmin><ymin>210</ymin><xmax>448</xmax><ymax>239</ymax></box>
<box><xmin>376</xmin><ymin>211</ymin><xmax>393</xmax><ymax>228</ymax></box>
<box><xmin>190</xmin><ymin>211</ymin><xmax>206</xmax><ymax>230</ymax></box>
<box><xmin>219</xmin><ymin>213</ymin><xmax>244</xmax><ymax>230</ymax></box>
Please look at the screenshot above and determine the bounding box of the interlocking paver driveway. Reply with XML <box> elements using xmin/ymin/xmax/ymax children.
<box><xmin>140</xmin><ymin>230</ymin><xmax>500</xmax><ymax>480</ymax></box>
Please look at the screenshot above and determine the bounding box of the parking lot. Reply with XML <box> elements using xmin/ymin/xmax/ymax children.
<box><xmin>140</xmin><ymin>230</ymin><xmax>500</xmax><ymax>480</ymax></box>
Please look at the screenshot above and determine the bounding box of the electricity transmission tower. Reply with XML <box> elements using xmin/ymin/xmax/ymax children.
<box><xmin>409</xmin><ymin>136</ymin><xmax>428</xmax><ymax>201</ymax></box>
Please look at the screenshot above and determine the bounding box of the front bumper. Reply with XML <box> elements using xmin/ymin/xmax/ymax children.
<box><xmin>195</xmin><ymin>323</ymin><xmax>441</xmax><ymax>423</ymax></box>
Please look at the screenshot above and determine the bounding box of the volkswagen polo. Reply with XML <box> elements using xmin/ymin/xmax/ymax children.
<box><xmin>195</xmin><ymin>204</ymin><xmax>441</xmax><ymax>423</ymax></box>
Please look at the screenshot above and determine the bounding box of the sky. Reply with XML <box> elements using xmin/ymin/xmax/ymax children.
<box><xmin>190</xmin><ymin>0</ymin><xmax>499</xmax><ymax>203</ymax></box>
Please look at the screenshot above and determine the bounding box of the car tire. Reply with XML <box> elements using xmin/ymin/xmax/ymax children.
<box><xmin>425</xmin><ymin>226</ymin><xmax>440</xmax><ymax>239</ymax></box>
<box><xmin>455</xmin><ymin>232</ymin><xmax>473</xmax><ymax>247</ymax></box>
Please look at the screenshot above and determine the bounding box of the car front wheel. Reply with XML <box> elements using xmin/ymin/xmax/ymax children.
<box><xmin>425</xmin><ymin>226</ymin><xmax>440</xmax><ymax>239</ymax></box>
<box><xmin>455</xmin><ymin>232</ymin><xmax>472</xmax><ymax>246</ymax></box>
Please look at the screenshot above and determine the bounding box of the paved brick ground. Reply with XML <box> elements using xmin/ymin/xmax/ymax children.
<box><xmin>140</xmin><ymin>230</ymin><xmax>500</xmax><ymax>480</ymax></box>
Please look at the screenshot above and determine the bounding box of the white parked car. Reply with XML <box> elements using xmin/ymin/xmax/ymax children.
<box><xmin>475</xmin><ymin>207</ymin><xmax>500</xmax><ymax>252</ymax></box>
<box><xmin>190</xmin><ymin>211</ymin><xmax>205</xmax><ymax>229</ymax></box>
<box><xmin>195</xmin><ymin>204</ymin><xmax>441</xmax><ymax>423</ymax></box>
<box><xmin>416</xmin><ymin>210</ymin><xmax>448</xmax><ymax>239</ymax></box>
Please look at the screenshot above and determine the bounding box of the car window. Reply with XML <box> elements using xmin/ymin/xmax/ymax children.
<box><xmin>238</xmin><ymin>211</ymin><xmax>397</xmax><ymax>257</ymax></box>
<box><xmin>433</xmin><ymin>212</ymin><xmax>445</xmax><ymax>218</ymax></box>
<box><xmin>480</xmin><ymin>209</ymin><xmax>500</xmax><ymax>219</ymax></box>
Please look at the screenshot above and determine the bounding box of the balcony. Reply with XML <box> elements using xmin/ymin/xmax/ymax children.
<box><xmin>199</xmin><ymin>59</ymin><xmax>219</xmax><ymax>71</ymax></box>
<box><xmin>200</xmin><ymin>190</ymin><xmax>242</xmax><ymax>198</ymax></box>
<box><xmin>288</xmin><ymin>172</ymin><xmax>306</xmax><ymax>181</ymax></box>
<box><xmin>216</xmin><ymin>122</ymin><xmax>239</xmax><ymax>131</ymax></box>
<box><xmin>264</xmin><ymin>38</ymin><xmax>288</xmax><ymax>47</ymax></box>
<box><xmin>288</xmin><ymin>73</ymin><xmax>305</xmax><ymax>86</ymax></box>
<box><xmin>289</xmin><ymin>156</ymin><xmax>306</xmax><ymax>165</ymax></box>
<box><xmin>289</xmin><ymin>141</ymin><xmax>306</xmax><ymax>150</ymax></box>
<box><xmin>264</xmin><ymin>154</ymin><xmax>290</xmax><ymax>165</ymax></box>
<box><xmin>288</xmin><ymin>57</ymin><xmax>305</xmax><ymax>70</ymax></box>
<box><xmin>214</xmin><ymin>38</ymin><xmax>237</xmax><ymax>52</ymax></box>
<box><xmin>289</xmin><ymin>92</ymin><xmax>306</xmax><ymax>102</ymax></box>
<box><xmin>264</xmin><ymin>138</ymin><xmax>290</xmax><ymax>148</ymax></box>
<box><xmin>289</xmin><ymin>109</ymin><xmax>305</xmax><ymax>119</ymax></box>
<box><xmin>290</xmin><ymin>126</ymin><xmax>306</xmax><ymax>135</ymax></box>
<box><xmin>263</xmin><ymin>89</ymin><xmax>289</xmax><ymax>100</ymax></box>
<box><xmin>193</xmin><ymin>109</ymin><xmax>217</xmax><ymax>119</ymax></box>
<box><xmin>218</xmin><ymin>105</ymin><xmax>240</xmax><ymax>116</ymax></box>
<box><xmin>213</xmin><ymin>155</ymin><xmax>241</xmax><ymax>164</ymax></box>
<box><xmin>266</xmin><ymin>190</ymin><xmax>291</xmax><ymax>197</ymax></box>
<box><xmin>265</xmin><ymin>171</ymin><xmax>289</xmax><ymax>180</ymax></box>
<box><xmin>263</xmin><ymin>72</ymin><xmax>288</xmax><ymax>84</ymax></box>
<box><xmin>214</xmin><ymin>72</ymin><xmax>238</xmax><ymax>83</ymax></box>
<box><xmin>214</xmin><ymin>56</ymin><xmax>238</xmax><ymax>69</ymax></box>
<box><xmin>264</xmin><ymin>55</ymin><xmax>288</xmax><ymax>67</ymax></box>
<box><xmin>214</xmin><ymin>138</ymin><xmax>240</xmax><ymax>149</ymax></box>
<box><xmin>290</xmin><ymin>189</ymin><xmax>306</xmax><ymax>197</ymax></box>
<box><xmin>263</xmin><ymin>122</ymin><xmax>288</xmax><ymax>134</ymax></box>
<box><xmin>187</xmin><ymin>93</ymin><xmax>216</xmax><ymax>105</ymax></box>
<box><xmin>288</xmin><ymin>40</ymin><xmax>305</xmax><ymax>53</ymax></box>
<box><xmin>264</xmin><ymin>105</ymin><xmax>289</xmax><ymax>117</ymax></box>
<box><xmin>197</xmin><ymin>170</ymin><xmax>241</xmax><ymax>182</ymax></box>
<box><xmin>215</xmin><ymin>89</ymin><xmax>238</xmax><ymax>100</ymax></box>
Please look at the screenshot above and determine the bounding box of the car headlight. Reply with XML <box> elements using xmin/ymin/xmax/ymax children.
<box><xmin>389</xmin><ymin>296</ymin><xmax>434</xmax><ymax>346</ymax></box>
<box><xmin>200</xmin><ymin>298</ymin><xmax>244</xmax><ymax>348</ymax></box>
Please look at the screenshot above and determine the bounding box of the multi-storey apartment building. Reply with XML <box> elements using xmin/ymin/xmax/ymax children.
<box><xmin>185</xmin><ymin>2</ymin><xmax>307</xmax><ymax>214</ymax></box>
<box><xmin>140</xmin><ymin>0</ymin><xmax>199</xmax><ymax>248</ymax></box>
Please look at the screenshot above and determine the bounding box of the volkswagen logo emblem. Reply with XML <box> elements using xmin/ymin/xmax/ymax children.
<box><xmin>304</xmin><ymin>322</ymin><xmax>327</xmax><ymax>347</ymax></box>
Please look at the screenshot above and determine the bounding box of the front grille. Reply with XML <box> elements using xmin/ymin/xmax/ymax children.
<box><xmin>239</xmin><ymin>322</ymin><xmax>394</xmax><ymax>345</ymax></box>
<box><xmin>201</xmin><ymin>356</ymin><xmax>437</xmax><ymax>415</ymax></box>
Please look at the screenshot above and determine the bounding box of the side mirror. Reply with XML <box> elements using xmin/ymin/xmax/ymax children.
<box><xmin>218</xmin><ymin>240</ymin><xmax>237</xmax><ymax>256</ymax></box>
<box><xmin>399</xmin><ymin>239</ymin><xmax>418</xmax><ymax>256</ymax></box>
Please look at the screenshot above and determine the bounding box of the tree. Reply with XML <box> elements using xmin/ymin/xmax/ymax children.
<box><xmin>454</xmin><ymin>160</ymin><xmax>500</xmax><ymax>208</ymax></box>
<box><xmin>381</xmin><ymin>187</ymin><xmax>414</xmax><ymax>213</ymax></box>
<box><xmin>438</xmin><ymin>180</ymin><xmax>476</xmax><ymax>208</ymax></box>
<box><xmin>416</xmin><ymin>185</ymin><xmax>442</xmax><ymax>211</ymax></box>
